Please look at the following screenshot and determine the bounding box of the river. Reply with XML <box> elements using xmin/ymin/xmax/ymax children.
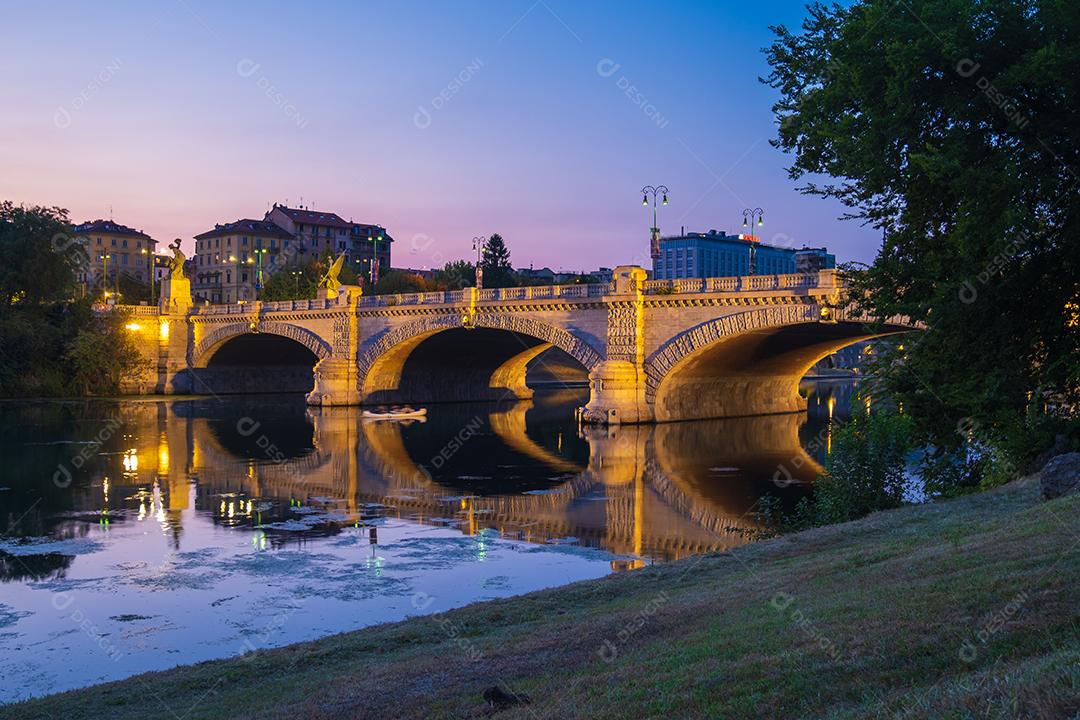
<box><xmin>0</xmin><ymin>380</ymin><xmax>856</xmax><ymax>702</ymax></box>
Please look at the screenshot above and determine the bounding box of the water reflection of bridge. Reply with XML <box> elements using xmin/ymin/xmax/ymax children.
<box><xmin>109</xmin><ymin>394</ymin><xmax>827</xmax><ymax>561</ymax></box>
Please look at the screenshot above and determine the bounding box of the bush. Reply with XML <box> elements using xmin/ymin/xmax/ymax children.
<box><xmin>65</xmin><ymin>310</ymin><xmax>142</xmax><ymax>395</ymax></box>
<box><xmin>762</xmin><ymin>404</ymin><xmax>912</xmax><ymax>532</ymax></box>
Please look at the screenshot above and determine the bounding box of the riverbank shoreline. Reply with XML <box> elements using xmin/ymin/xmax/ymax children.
<box><xmin>4</xmin><ymin>476</ymin><xmax>1077</xmax><ymax>719</ymax></box>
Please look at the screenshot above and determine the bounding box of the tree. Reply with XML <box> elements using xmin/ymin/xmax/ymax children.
<box><xmin>66</xmin><ymin>309</ymin><xmax>143</xmax><ymax>395</ymax></box>
<box><xmin>374</xmin><ymin>271</ymin><xmax>429</xmax><ymax>295</ymax></box>
<box><xmin>481</xmin><ymin>233</ymin><xmax>511</xmax><ymax>269</ymax></box>
<box><xmin>480</xmin><ymin>234</ymin><xmax>517</xmax><ymax>288</ymax></box>
<box><xmin>0</xmin><ymin>202</ymin><xmax>83</xmax><ymax>306</ymax></box>
<box><xmin>432</xmin><ymin>260</ymin><xmax>475</xmax><ymax>290</ymax></box>
<box><xmin>765</xmin><ymin>0</ymin><xmax>1080</xmax><ymax>466</ymax></box>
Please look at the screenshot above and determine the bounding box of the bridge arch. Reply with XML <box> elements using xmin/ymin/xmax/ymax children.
<box><xmin>358</xmin><ymin>313</ymin><xmax>602</xmax><ymax>405</ymax></box>
<box><xmin>191</xmin><ymin>321</ymin><xmax>333</xmax><ymax>368</ymax></box>
<box><xmin>644</xmin><ymin>304</ymin><xmax>916</xmax><ymax>422</ymax></box>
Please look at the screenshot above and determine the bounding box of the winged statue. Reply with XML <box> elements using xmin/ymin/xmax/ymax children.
<box><xmin>319</xmin><ymin>253</ymin><xmax>345</xmax><ymax>295</ymax></box>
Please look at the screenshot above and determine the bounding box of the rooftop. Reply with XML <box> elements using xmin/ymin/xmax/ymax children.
<box><xmin>194</xmin><ymin>219</ymin><xmax>294</xmax><ymax>240</ymax></box>
<box><xmin>269</xmin><ymin>204</ymin><xmax>351</xmax><ymax>229</ymax></box>
<box><xmin>74</xmin><ymin>219</ymin><xmax>153</xmax><ymax>241</ymax></box>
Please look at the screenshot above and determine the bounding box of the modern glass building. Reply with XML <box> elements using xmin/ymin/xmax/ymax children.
<box><xmin>652</xmin><ymin>230</ymin><xmax>834</xmax><ymax>280</ymax></box>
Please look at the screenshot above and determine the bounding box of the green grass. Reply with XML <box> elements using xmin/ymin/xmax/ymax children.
<box><xmin>4</xmin><ymin>477</ymin><xmax>1078</xmax><ymax>720</ymax></box>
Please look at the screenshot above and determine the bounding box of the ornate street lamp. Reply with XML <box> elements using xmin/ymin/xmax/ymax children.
<box><xmin>641</xmin><ymin>185</ymin><xmax>669</xmax><ymax>260</ymax></box>
<box><xmin>742</xmin><ymin>207</ymin><xmax>764</xmax><ymax>275</ymax></box>
<box><xmin>368</xmin><ymin>229</ymin><xmax>384</xmax><ymax>286</ymax></box>
<box><xmin>99</xmin><ymin>253</ymin><xmax>111</xmax><ymax>303</ymax></box>
<box><xmin>254</xmin><ymin>248</ymin><xmax>268</xmax><ymax>292</ymax></box>
<box><xmin>472</xmin><ymin>235</ymin><xmax>486</xmax><ymax>289</ymax></box>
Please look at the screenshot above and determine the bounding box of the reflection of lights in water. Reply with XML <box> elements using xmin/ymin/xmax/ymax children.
<box><xmin>103</xmin><ymin>477</ymin><xmax>110</xmax><ymax>503</ymax></box>
<box><xmin>246</xmin><ymin>500</ymin><xmax>253</xmax><ymax>515</ymax></box>
<box><xmin>633</xmin><ymin>474</ymin><xmax>643</xmax><ymax>559</ymax></box>
<box><xmin>122</xmin><ymin>448</ymin><xmax>138</xmax><ymax>472</ymax></box>
<box><xmin>557</xmin><ymin>432</ymin><xmax>563</xmax><ymax>453</ymax></box>
<box><xmin>227</xmin><ymin>501</ymin><xmax>235</xmax><ymax>519</ymax></box>
<box><xmin>476</xmin><ymin>530</ymin><xmax>488</xmax><ymax>562</ymax></box>
<box><xmin>148</xmin><ymin>479</ymin><xmax>166</xmax><ymax>525</ymax></box>
<box><xmin>138</xmin><ymin>500</ymin><xmax>146</xmax><ymax>521</ymax></box>
<box><xmin>220</xmin><ymin>499</ymin><xmax>226</xmax><ymax>515</ymax></box>
<box><xmin>251</xmin><ymin>530</ymin><xmax>267</xmax><ymax>551</ymax></box>
<box><xmin>157</xmin><ymin>434</ymin><xmax>169</xmax><ymax>474</ymax></box>
<box><xmin>865</xmin><ymin>396</ymin><xmax>872</xmax><ymax>412</ymax></box>
<box><xmin>827</xmin><ymin>395</ymin><xmax>836</xmax><ymax>420</ymax></box>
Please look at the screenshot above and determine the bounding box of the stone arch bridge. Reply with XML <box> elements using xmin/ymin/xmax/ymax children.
<box><xmin>119</xmin><ymin>266</ymin><xmax>915</xmax><ymax>424</ymax></box>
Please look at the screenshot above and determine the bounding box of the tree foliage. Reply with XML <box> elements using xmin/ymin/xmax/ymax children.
<box><xmin>480</xmin><ymin>233</ymin><xmax>516</xmax><ymax>288</ymax></box>
<box><xmin>765</xmin><ymin>0</ymin><xmax>1080</xmax><ymax>463</ymax></box>
<box><xmin>0</xmin><ymin>201</ymin><xmax>83</xmax><ymax>306</ymax></box>
<box><xmin>66</xmin><ymin>309</ymin><xmax>143</xmax><ymax>396</ymax></box>
<box><xmin>762</xmin><ymin>405</ymin><xmax>913</xmax><ymax>532</ymax></box>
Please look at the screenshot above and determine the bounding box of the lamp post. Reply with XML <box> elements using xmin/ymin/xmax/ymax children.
<box><xmin>291</xmin><ymin>269</ymin><xmax>302</xmax><ymax>297</ymax></box>
<box><xmin>742</xmin><ymin>207</ymin><xmax>764</xmax><ymax>275</ymax></box>
<box><xmin>369</xmin><ymin>229</ymin><xmax>384</xmax><ymax>285</ymax></box>
<box><xmin>99</xmin><ymin>253</ymin><xmax>111</xmax><ymax>303</ymax></box>
<box><xmin>228</xmin><ymin>255</ymin><xmax>245</xmax><ymax>303</ymax></box>
<box><xmin>254</xmin><ymin>248</ymin><xmax>268</xmax><ymax>293</ymax></box>
<box><xmin>472</xmin><ymin>236</ymin><xmax>486</xmax><ymax>289</ymax></box>
<box><xmin>641</xmin><ymin>185</ymin><xmax>669</xmax><ymax>261</ymax></box>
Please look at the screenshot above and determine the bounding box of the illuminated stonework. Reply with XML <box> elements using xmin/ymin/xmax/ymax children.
<box><xmin>116</xmin><ymin>268</ymin><xmax>917</xmax><ymax>423</ymax></box>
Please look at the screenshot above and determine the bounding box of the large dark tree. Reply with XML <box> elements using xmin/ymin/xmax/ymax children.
<box><xmin>766</xmin><ymin>1</ymin><xmax>1079</xmax><ymax>464</ymax></box>
<box><xmin>0</xmin><ymin>201</ymin><xmax>83</xmax><ymax>306</ymax></box>
<box><xmin>480</xmin><ymin>233</ymin><xmax>516</xmax><ymax>288</ymax></box>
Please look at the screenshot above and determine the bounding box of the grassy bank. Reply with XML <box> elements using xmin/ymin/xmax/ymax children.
<box><xmin>5</xmin><ymin>478</ymin><xmax>1078</xmax><ymax>719</ymax></box>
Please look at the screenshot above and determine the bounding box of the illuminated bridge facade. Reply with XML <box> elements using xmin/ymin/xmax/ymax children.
<box><xmin>119</xmin><ymin>266</ymin><xmax>914</xmax><ymax>424</ymax></box>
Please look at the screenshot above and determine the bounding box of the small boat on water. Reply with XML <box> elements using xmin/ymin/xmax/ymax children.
<box><xmin>362</xmin><ymin>406</ymin><xmax>428</xmax><ymax>420</ymax></box>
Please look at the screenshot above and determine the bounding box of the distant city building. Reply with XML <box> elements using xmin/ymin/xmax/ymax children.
<box><xmin>192</xmin><ymin>219</ymin><xmax>293</xmax><ymax>304</ymax></box>
<box><xmin>264</xmin><ymin>204</ymin><xmax>392</xmax><ymax>282</ymax></box>
<box><xmin>795</xmin><ymin>247</ymin><xmax>837</xmax><ymax>273</ymax></box>
<box><xmin>391</xmin><ymin>267</ymin><xmax>435</xmax><ymax>280</ymax></box>
<box><xmin>191</xmin><ymin>204</ymin><xmax>394</xmax><ymax>303</ymax></box>
<box><xmin>652</xmin><ymin>229</ymin><xmax>834</xmax><ymax>280</ymax></box>
<box><xmin>516</xmin><ymin>267</ymin><xmax>557</xmax><ymax>284</ymax></box>
<box><xmin>73</xmin><ymin>219</ymin><xmax>157</xmax><ymax>298</ymax></box>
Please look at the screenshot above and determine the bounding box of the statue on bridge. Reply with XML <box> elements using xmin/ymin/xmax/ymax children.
<box><xmin>160</xmin><ymin>238</ymin><xmax>192</xmax><ymax>313</ymax></box>
<box><xmin>166</xmin><ymin>239</ymin><xmax>187</xmax><ymax>280</ymax></box>
<box><xmin>319</xmin><ymin>253</ymin><xmax>345</xmax><ymax>295</ymax></box>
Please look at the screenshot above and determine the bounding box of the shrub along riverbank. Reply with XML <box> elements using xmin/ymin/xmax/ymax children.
<box><xmin>5</xmin><ymin>476</ymin><xmax>1077</xmax><ymax>719</ymax></box>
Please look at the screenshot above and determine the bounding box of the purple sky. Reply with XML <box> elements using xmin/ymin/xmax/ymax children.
<box><xmin>1</xmin><ymin>0</ymin><xmax>879</xmax><ymax>271</ymax></box>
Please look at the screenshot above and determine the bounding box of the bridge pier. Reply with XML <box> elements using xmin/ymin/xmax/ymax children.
<box><xmin>307</xmin><ymin>358</ymin><xmax>361</xmax><ymax>407</ymax></box>
<box><xmin>580</xmin><ymin>360</ymin><xmax>654</xmax><ymax>425</ymax></box>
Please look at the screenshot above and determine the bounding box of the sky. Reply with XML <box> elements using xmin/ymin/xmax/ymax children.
<box><xmin>0</xmin><ymin>0</ymin><xmax>881</xmax><ymax>271</ymax></box>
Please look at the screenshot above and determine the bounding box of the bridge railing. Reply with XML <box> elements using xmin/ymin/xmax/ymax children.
<box><xmin>642</xmin><ymin>272</ymin><xmax>828</xmax><ymax>295</ymax></box>
<box><xmin>165</xmin><ymin>271</ymin><xmax>842</xmax><ymax>312</ymax></box>
<box><xmin>112</xmin><ymin>305</ymin><xmax>161</xmax><ymax>316</ymax></box>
